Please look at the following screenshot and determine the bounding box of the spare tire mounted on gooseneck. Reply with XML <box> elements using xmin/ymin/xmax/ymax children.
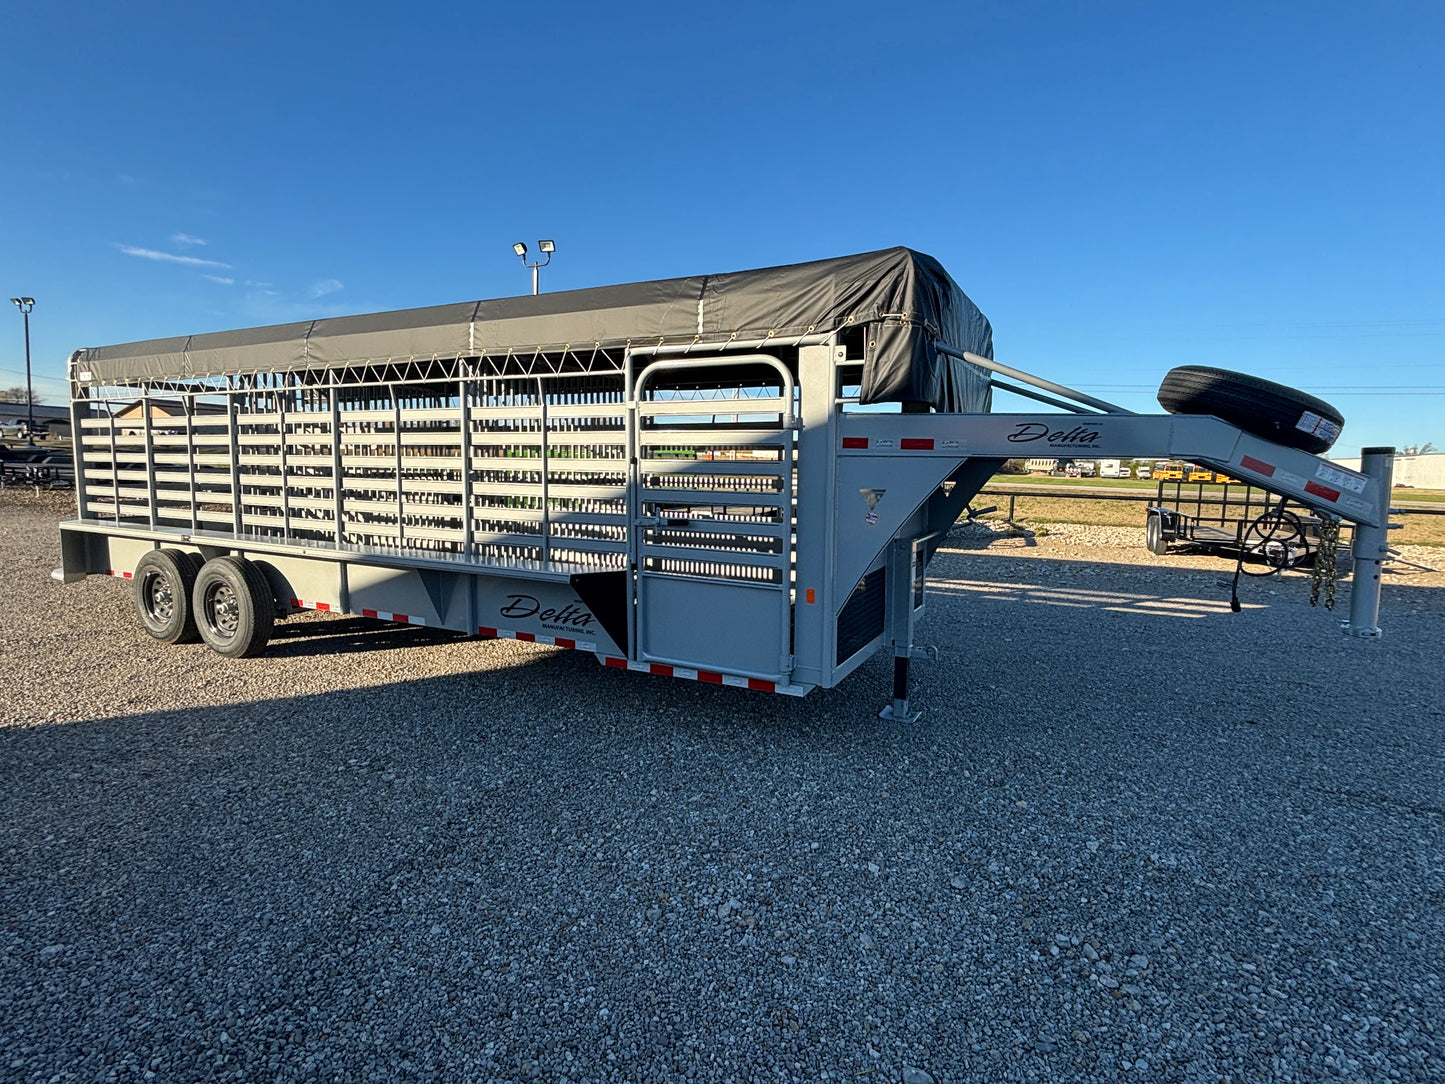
<box><xmin>1156</xmin><ymin>366</ymin><xmax>1345</xmax><ymax>455</ymax></box>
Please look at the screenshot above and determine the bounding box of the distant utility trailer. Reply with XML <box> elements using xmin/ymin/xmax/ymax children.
<box><xmin>56</xmin><ymin>248</ymin><xmax>1396</xmax><ymax>719</ymax></box>
<box><xmin>1145</xmin><ymin>480</ymin><xmax>1348</xmax><ymax>560</ymax></box>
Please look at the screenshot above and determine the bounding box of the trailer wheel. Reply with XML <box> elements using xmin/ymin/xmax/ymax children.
<box><xmin>193</xmin><ymin>556</ymin><xmax>274</xmax><ymax>658</ymax></box>
<box><xmin>1145</xmin><ymin>511</ymin><xmax>1169</xmax><ymax>555</ymax></box>
<box><xmin>1156</xmin><ymin>366</ymin><xmax>1344</xmax><ymax>455</ymax></box>
<box><xmin>132</xmin><ymin>549</ymin><xmax>203</xmax><ymax>644</ymax></box>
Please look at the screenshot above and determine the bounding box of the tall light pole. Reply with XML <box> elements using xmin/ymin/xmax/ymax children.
<box><xmin>513</xmin><ymin>240</ymin><xmax>555</xmax><ymax>295</ymax></box>
<box><xmin>9</xmin><ymin>297</ymin><xmax>35</xmax><ymax>442</ymax></box>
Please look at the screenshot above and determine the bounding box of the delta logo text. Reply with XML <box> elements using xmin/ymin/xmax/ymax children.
<box><xmin>499</xmin><ymin>595</ymin><xmax>595</xmax><ymax>632</ymax></box>
<box><xmin>1006</xmin><ymin>422</ymin><xmax>1102</xmax><ymax>447</ymax></box>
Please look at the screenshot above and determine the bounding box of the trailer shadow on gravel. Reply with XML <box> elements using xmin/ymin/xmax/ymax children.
<box><xmin>264</xmin><ymin>614</ymin><xmax>469</xmax><ymax>658</ymax></box>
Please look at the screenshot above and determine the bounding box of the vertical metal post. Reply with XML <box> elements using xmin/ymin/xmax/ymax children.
<box><xmin>330</xmin><ymin>385</ymin><xmax>345</xmax><ymax>547</ymax></box>
<box><xmin>1342</xmin><ymin>446</ymin><xmax>1394</xmax><ymax>638</ymax></box>
<box><xmin>69</xmin><ymin>375</ymin><xmax>90</xmax><ymax>520</ymax></box>
<box><xmin>624</xmin><ymin>349</ymin><xmax>639</xmax><ymax>660</ymax></box>
<box><xmin>277</xmin><ymin>379</ymin><xmax>291</xmax><ymax>540</ymax></box>
<box><xmin>106</xmin><ymin>406</ymin><xmax>120</xmax><ymax>524</ymax></box>
<box><xmin>185</xmin><ymin>396</ymin><xmax>198</xmax><ymax>533</ymax></box>
<box><xmin>459</xmin><ymin>371</ymin><xmax>474</xmax><ymax>562</ymax></box>
<box><xmin>227</xmin><ymin>386</ymin><xmax>243</xmax><ymax>538</ymax></box>
<box><xmin>141</xmin><ymin>388</ymin><xmax>157</xmax><ymax>528</ymax></box>
<box><xmin>536</xmin><ymin>376</ymin><xmax>552</xmax><ymax>569</ymax></box>
<box><xmin>790</xmin><ymin>343</ymin><xmax>840</xmax><ymax>687</ymax></box>
<box><xmin>879</xmin><ymin>536</ymin><xmax>921</xmax><ymax>723</ymax></box>
<box><xmin>392</xmin><ymin>385</ymin><xmax>405</xmax><ymax>547</ymax></box>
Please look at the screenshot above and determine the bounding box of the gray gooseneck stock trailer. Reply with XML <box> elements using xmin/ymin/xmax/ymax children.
<box><xmin>56</xmin><ymin>248</ymin><xmax>1394</xmax><ymax>719</ymax></box>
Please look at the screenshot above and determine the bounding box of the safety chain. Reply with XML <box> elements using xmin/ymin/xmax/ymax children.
<box><xmin>1309</xmin><ymin>517</ymin><xmax>1342</xmax><ymax>610</ymax></box>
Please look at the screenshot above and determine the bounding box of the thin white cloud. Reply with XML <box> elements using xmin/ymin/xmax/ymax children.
<box><xmin>171</xmin><ymin>232</ymin><xmax>207</xmax><ymax>246</ymax></box>
<box><xmin>118</xmin><ymin>244</ymin><xmax>232</xmax><ymax>269</ymax></box>
<box><xmin>309</xmin><ymin>278</ymin><xmax>344</xmax><ymax>298</ymax></box>
<box><xmin>203</xmin><ymin>274</ymin><xmax>235</xmax><ymax>285</ymax></box>
<box><xmin>244</xmin><ymin>280</ymin><xmax>273</xmax><ymax>288</ymax></box>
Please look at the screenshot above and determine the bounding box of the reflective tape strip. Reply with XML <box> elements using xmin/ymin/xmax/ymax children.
<box><xmin>289</xmin><ymin>598</ymin><xmax>333</xmax><ymax>612</ymax></box>
<box><xmin>478</xmin><ymin>626</ymin><xmax>597</xmax><ymax>652</ymax></box>
<box><xmin>900</xmin><ymin>438</ymin><xmax>934</xmax><ymax>450</ymax></box>
<box><xmin>842</xmin><ymin>437</ymin><xmax>868</xmax><ymax>449</ymax></box>
<box><xmin>595</xmin><ymin>656</ymin><xmax>809</xmax><ymax>696</ymax></box>
<box><xmin>1304</xmin><ymin>480</ymin><xmax>1340</xmax><ymax>503</ymax></box>
<box><xmin>361</xmin><ymin>608</ymin><xmax>425</xmax><ymax>626</ymax></box>
<box><xmin>108</xmin><ymin>570</ymin><xmax>133</xmax><ymax>579</ymax></box>
<box><xmin>1240</xmin><ymin>455</ymin><xmax>1276</xmax><ymax>477</ymax></box>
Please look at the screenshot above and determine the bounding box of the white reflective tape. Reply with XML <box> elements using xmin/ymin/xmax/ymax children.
<box><xmin>1315</xmin><ymin>463</ymin><xmax>1368</xmax><ymax>494</ymax></box>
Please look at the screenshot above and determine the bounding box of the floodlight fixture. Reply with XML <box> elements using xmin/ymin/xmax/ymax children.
<box><xmin>514</xmin><ymin>237</ymin><xmax>557</xmax><ymax>295</ymax></box>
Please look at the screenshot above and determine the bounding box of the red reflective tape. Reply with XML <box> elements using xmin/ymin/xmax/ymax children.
<box><xmin>747</xmin><ymin>678</ymin><xmax>775</xmax><ymax>692</ymax></box>
<box><xmin>554</xmin><ymin>637</ymin><xmax>575</xmax><ymax>650</ymax></box>
<box><xmin>604</xmin><ymin>656</ymin><xmax>628</xmax><ymax>669</ymax></box>
<box><xmin>648</xmin><ymin>663</ymin><xmax>674</xmax><ymax>677</ymax></box>
<box><xmin>291</xmin><ymin>598</ymin><xmax>303</xmax><ymax>608</ymax></box>
<box><xmin>1240</xmin><ymin>455</ymin><xmax>1275</xmax><ymax>477</ymax></box>
<box><xmin>698</xmin><ymin>671</ymin><xmax>723</xmax><ymax>684</ymax></box>
<box><xmin>393</xmin><ymin>614</ymin><xmax>410</xmax><ymax>624</ymax></box>
<box><xmin>122</xmin><ymin>571</ymin><xmax>132</xmax><ymax>579</ymax></box>
<box><xmin>515</xmin><ymin>631</ymin><xmax>535</xmax><ymax>642</ymax></box>
<box><xmin>315</xmin><ymin>602</ymin><xmax>331</xmax><ymax>612</ymax></box>
<box><xmin>1304</xmin><ymin>480</ymin><xmax>1340</xmax><ymax>502</ymax></box>
<box><xmin>842</xmin><ymin>436</ymin><xmax>868</xmax><ymax>449</ymax></box>
<box><xmin>900</xmin><ymin>438</ymin><xmax>934</xmax><ymax>450</ymax></box>
<box><xmin>362</xmin><ymin>608</ymin><xmax>379</xmax><ymax>619</ymax></box>
<box><xmin>477</xmin><ymin>626</ymin><xmax>497</xmax><ymax>638</ymax></box>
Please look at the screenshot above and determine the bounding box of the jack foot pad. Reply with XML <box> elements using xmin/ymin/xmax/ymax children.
<box><xmin>879</xmin><ymin>702</ymin><xmax>922</xmax><ymax>724</ymax></box>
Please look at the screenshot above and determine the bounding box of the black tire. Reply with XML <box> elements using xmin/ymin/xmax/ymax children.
<box><xmin>1156</xmin><ymin>366</ymin><xmax>1344</xmax><ymax>455</ymax></box>
<box><xmin>1145</xmin><ymin>511</ymin><xmax>1169</xmax><ymax>555</ymax></box>
<box><xmin>132</xmin><ymin>549</ymin><xmax>203</xmax><ymax>644</ymax></box>
<box><xmin>192</xmin><ymin>556</ymin><xmax>274</xmax><ymax>658</ymax></box>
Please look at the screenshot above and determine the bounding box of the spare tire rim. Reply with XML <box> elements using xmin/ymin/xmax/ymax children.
<box><xmin>143</xmin><ymin>572</ymin><xmax>175</xmax><ymax>622</ymax></box>
<box><xmin>204</xmin><ymin>582</ymin><xmax>240</xmax><ymax>638</ymax></box>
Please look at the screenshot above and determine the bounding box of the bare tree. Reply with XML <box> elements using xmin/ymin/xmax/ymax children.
<box><xmin>1</xmin><ymin>385</ymin><xmax>44</xmax><ymax>405</ymax></box>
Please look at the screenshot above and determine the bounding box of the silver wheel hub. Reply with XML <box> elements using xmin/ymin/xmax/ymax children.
<box><xmin>205</xmin><ymin>583</ymin><xmax>240</xmax><ymax>637</ymax></box>
<box><xmin>145</xmin><ymin>573</ymin><xmax>175</xmax><ymax>621</ymax></box>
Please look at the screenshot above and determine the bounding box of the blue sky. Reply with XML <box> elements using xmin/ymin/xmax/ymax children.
<box><xmin>1</xmin><ymin>1</ymin><xmax>1440</xmax><ymax>452</ymax></box>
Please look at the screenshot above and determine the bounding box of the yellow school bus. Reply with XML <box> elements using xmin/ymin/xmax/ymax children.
<box><xmin>1157</xmin><ymin>461</ymin><xmax>1187</xmax><ymax>481</ymax></box>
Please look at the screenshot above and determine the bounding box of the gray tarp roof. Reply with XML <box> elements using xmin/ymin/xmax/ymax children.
<box><xmin>73</xmin><ymin>247</ymin><xmax>993</xmax><ymax>410</ymax></box>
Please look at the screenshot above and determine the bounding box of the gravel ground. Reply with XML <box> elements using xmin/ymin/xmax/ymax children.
<box><xmin>2</xmin><ymin>491</ymin><xmax>1442</xmax><ymax>1083</ymax></box>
